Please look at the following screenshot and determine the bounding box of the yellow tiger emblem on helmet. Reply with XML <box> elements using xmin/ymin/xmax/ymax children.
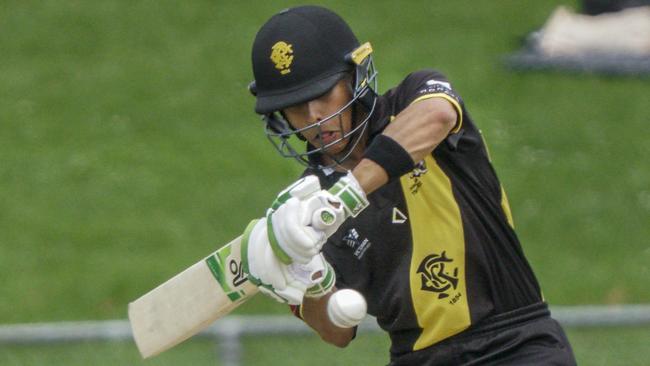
<box><xmin>270</xmin><ymin>41</ymin><xmax>294</xmax><ymax>75</ymax></box>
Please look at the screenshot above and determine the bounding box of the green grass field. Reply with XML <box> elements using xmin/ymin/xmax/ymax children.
<box><xmin>2</xmin><ymin>0</ymin><xmax>649</xmax><ymax>364</ymax></box>
<box><xmin>2</xmin><ymin>327</ymin><xmax>650</xmax><ymax>365</ymax></box>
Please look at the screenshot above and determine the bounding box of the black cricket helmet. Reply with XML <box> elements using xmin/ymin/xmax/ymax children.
<box><xmin>249</xmin><ymin>5</ymin><xmax>378</xmax><ymax>169</ymax></box>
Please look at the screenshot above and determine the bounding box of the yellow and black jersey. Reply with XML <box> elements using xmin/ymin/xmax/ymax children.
<box><xmin>303</xmin><ymin>69</ymin><xmax>544</xmax><ymax>356</ymax></box>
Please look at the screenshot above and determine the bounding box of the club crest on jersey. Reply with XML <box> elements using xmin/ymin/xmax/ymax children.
<box><xmin>409</xmin><ymin>160</ymin><xmax>428</xmax><ymax>194</ymax></box>
<box><xmin>417</xmin><ymin>251</ymin><xmax>459</xmax><ymax>300</ymax></box>
<box><xmin>342</xmin><ymin>228</ymin><xmax>372</xmax><ymax>260</ymax></box>
<box><xmin>270</xmin><ymin>41</ymin><xmax>293</xmax><ymax>75</ymax></box>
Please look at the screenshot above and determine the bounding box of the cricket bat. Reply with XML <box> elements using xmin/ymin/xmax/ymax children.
<box><xmin>128</xmin><ymin>207</ymin><xmax>336</xmax><ymax>359</ymax></box>
<box><xmin>128</xmin><ymin>235</ymin><xmax>257</xmax><ymax>358</ymax></box>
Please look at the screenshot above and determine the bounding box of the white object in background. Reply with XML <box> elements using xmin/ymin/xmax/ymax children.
<box><xmin>538</xmin><ymin>6</ymin><xmax>650</xmax><ymax>56</ymax></box>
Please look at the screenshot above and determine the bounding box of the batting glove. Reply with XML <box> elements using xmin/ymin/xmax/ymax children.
<box><xmin>267</xmin><ymin>172</ymin><xmax>369</xmax><ymax>265</ymax></box>
<box><xmin>241</xmin><ymin>218</ymin><xmax>335</xmax><ymax>305</ymax></box>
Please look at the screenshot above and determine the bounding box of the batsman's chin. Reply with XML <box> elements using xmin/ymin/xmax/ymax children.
<box><xmin>319</xmin><ymin>137</ymin><xmax>350</xmax><ymax>157</ymax></box>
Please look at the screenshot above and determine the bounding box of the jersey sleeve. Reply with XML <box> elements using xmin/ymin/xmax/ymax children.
<box><xmin>391</xmin><ymin>69</ymin><xmax>464</xmax><ymax>134</ymax></box>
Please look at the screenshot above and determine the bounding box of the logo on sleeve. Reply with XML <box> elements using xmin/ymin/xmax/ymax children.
<box><xmin>417</xmin><ymin>79</ymin><xmax>461</xmax><ymax>105</ymax></box>
<box><xmin>426</xmin><ymin>79</ymin><xmax>451</xmax><ymax>89</ymax></box>
<box><xmin>417</xmin><ymin>251</ymin><xmax>460</xmax><ymax>301</ymax></box>
<box><xmin>270</xmin><ymin>41</ymin><xmax>294</xmax><ymax>75</ymax></box>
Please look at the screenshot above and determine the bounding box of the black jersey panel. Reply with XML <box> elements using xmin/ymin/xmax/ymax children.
<box><xmin>434</xmin><ymin>119</ymin><xmax>543</xmax><ymax>320</ymax></box>
<box><xmin>301</xmin><ymin>69</ymin><xmax>544</xmax><ymax>356</ymax></box>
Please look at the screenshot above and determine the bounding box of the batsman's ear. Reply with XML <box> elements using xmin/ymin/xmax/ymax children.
<box><xmin>248</xmin><ymin>81</ymin><xmax>257</xmax><ymax>96</ymax></box>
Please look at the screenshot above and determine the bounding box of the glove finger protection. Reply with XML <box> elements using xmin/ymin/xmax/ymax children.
<box><xmin>242</xmin><ymin>218</ymin><xmax>335</xmax><ymax>305</ymax></box>
<box><xmin>270</xmin><ymin>172</ymin><xmax>369</xmax><ymax>262</ymax></box>
<box><xmin>269</xmin><ymin>175</ymin><xmax>322</xmax><ymax>210</ymax></box>
<box><xmin>269</xmin><ymin>197</ymin><xmax>329</xmax><ymax>263</ymax></box>
<box><xmin>267</xmin><ymin>175</ymin><xmax>347</xmax><ymax>264</ymax></box>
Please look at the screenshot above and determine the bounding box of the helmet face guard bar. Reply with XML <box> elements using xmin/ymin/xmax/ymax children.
<box><xmin>262</xmin><ymin>43</ymin><xmax>378</xmax><ymax>170</ymax></box>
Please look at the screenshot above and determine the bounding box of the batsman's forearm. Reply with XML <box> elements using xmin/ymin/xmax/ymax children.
<box><xmin>352</xmin><ymin>159</ymin><xmax>388</xmax><ymax>195</ymax></box>
<box><xmin>382</xmin><ymin>96</ymin><xmax>457</xmax><ymax>163</ymax></box>
<box><xmin>301</xmin><ymin>290</ymin><xmax>355</xmax><ymax>348</ymax></box>
<box><xmin>352</xmin><ymin>97</ymin><xmax>457</xmax><ymax>195</ymax></box>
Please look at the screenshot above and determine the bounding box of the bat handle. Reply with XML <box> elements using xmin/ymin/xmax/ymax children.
<box><xmin>311</xmin><ymin>207</ymin><xmax>338</xmax><ymax>230</ymax></box>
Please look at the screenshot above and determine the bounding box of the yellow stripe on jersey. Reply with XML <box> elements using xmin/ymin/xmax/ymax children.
<box><xmin>478</xmin><ymin>129</ymin><xmax>492</xmax><ymax>162</ymax></box>
<box><xmin>478</xmin><ymin>130</ymin><xmax>515</xmax><ymax>228</ymax></box>
<box><xmin>500</xmin><ymin>185</ymin><xmax>515</xmax><ymax>228</ymax></box>
<box><xmin>410</xmin><ymin>93</ymin><xmax>464</xmax><ymax>134</ymax></box>
<box><xmin>400</xmin><ymin>155</ymin><xmax>470</xmax><ymax>351</ymax></box>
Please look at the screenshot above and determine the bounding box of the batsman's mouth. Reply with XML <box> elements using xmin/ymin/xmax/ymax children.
<box><xmin>316</xmin><ymin>130</ymin><xmax>341</xmax><ymax>146</ymax></box>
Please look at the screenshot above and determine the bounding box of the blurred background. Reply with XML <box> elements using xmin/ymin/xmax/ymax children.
<box><xmin>1</xmin><ymin>0</ymin><xmax>649</xmax><ymax>364</ymax></box>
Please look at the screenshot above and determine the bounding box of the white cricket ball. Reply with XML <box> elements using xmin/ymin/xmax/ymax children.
<box><xmin>327</xmin><ymin>289</ymin><xmax>367</xmax><ymax>328</ymax></box>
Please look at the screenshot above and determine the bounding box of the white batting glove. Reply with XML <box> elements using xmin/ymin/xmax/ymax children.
<box><xmin>267</xmin><ymin>176</ymin><xmax>343</xmax><ymax>264</ymax></box>
<box><xmin>267</xmin><ymin>173</ymin><xmax>369</xmax><ymax>265</ymax></box>
<box><xmin>327</xmin><ymin>171</ymin><xmax>369</xmax><ymax>219</ymax></box>
<box><xmin>304</xmin><ymin>257</ymin><xmax>336</xmax><ymax>299</ymax></box>
<box><xmin>241</xmin><ymin>218</ymin><xmax>335</xmax><ymax>305</ymax></box>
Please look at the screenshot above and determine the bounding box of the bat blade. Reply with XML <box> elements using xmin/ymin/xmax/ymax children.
<box><xmin>128</xmin><ymin>236</ymin><xmax>259</xmax><ymax>358</ymax></box>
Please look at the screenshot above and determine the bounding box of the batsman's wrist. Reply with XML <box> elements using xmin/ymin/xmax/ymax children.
<box><xmin>289</xmin><ymin>304</ymin><xmax>304</xmax><ymax>320</ymax></box>
<box><xmin>328</xmin><ymin>172</ymin><xmax>369</xmax><ymax>218</ymax></box>
<box><xmin>363</xmin><ymin>134</ymin><xmax>415</xmax><ymax>180</ymax></box>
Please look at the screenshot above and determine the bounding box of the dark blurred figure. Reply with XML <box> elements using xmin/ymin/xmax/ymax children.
<box><xmin>582</xmin><ymin>0</ymin><xmax>650</xmax><ymax>15</ymax></box>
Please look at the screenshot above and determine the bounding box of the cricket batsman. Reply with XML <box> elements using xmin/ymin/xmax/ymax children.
<box><xmin>241</xmin><ymin>5</ymin><xmax>577</xmax><ymax>365</ymax></box>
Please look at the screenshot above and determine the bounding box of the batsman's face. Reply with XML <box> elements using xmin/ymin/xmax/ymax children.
<box><xmin>283</xmin><ymin>79</ymin><xmax>353</xmax><ymax>155</ymax></box>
